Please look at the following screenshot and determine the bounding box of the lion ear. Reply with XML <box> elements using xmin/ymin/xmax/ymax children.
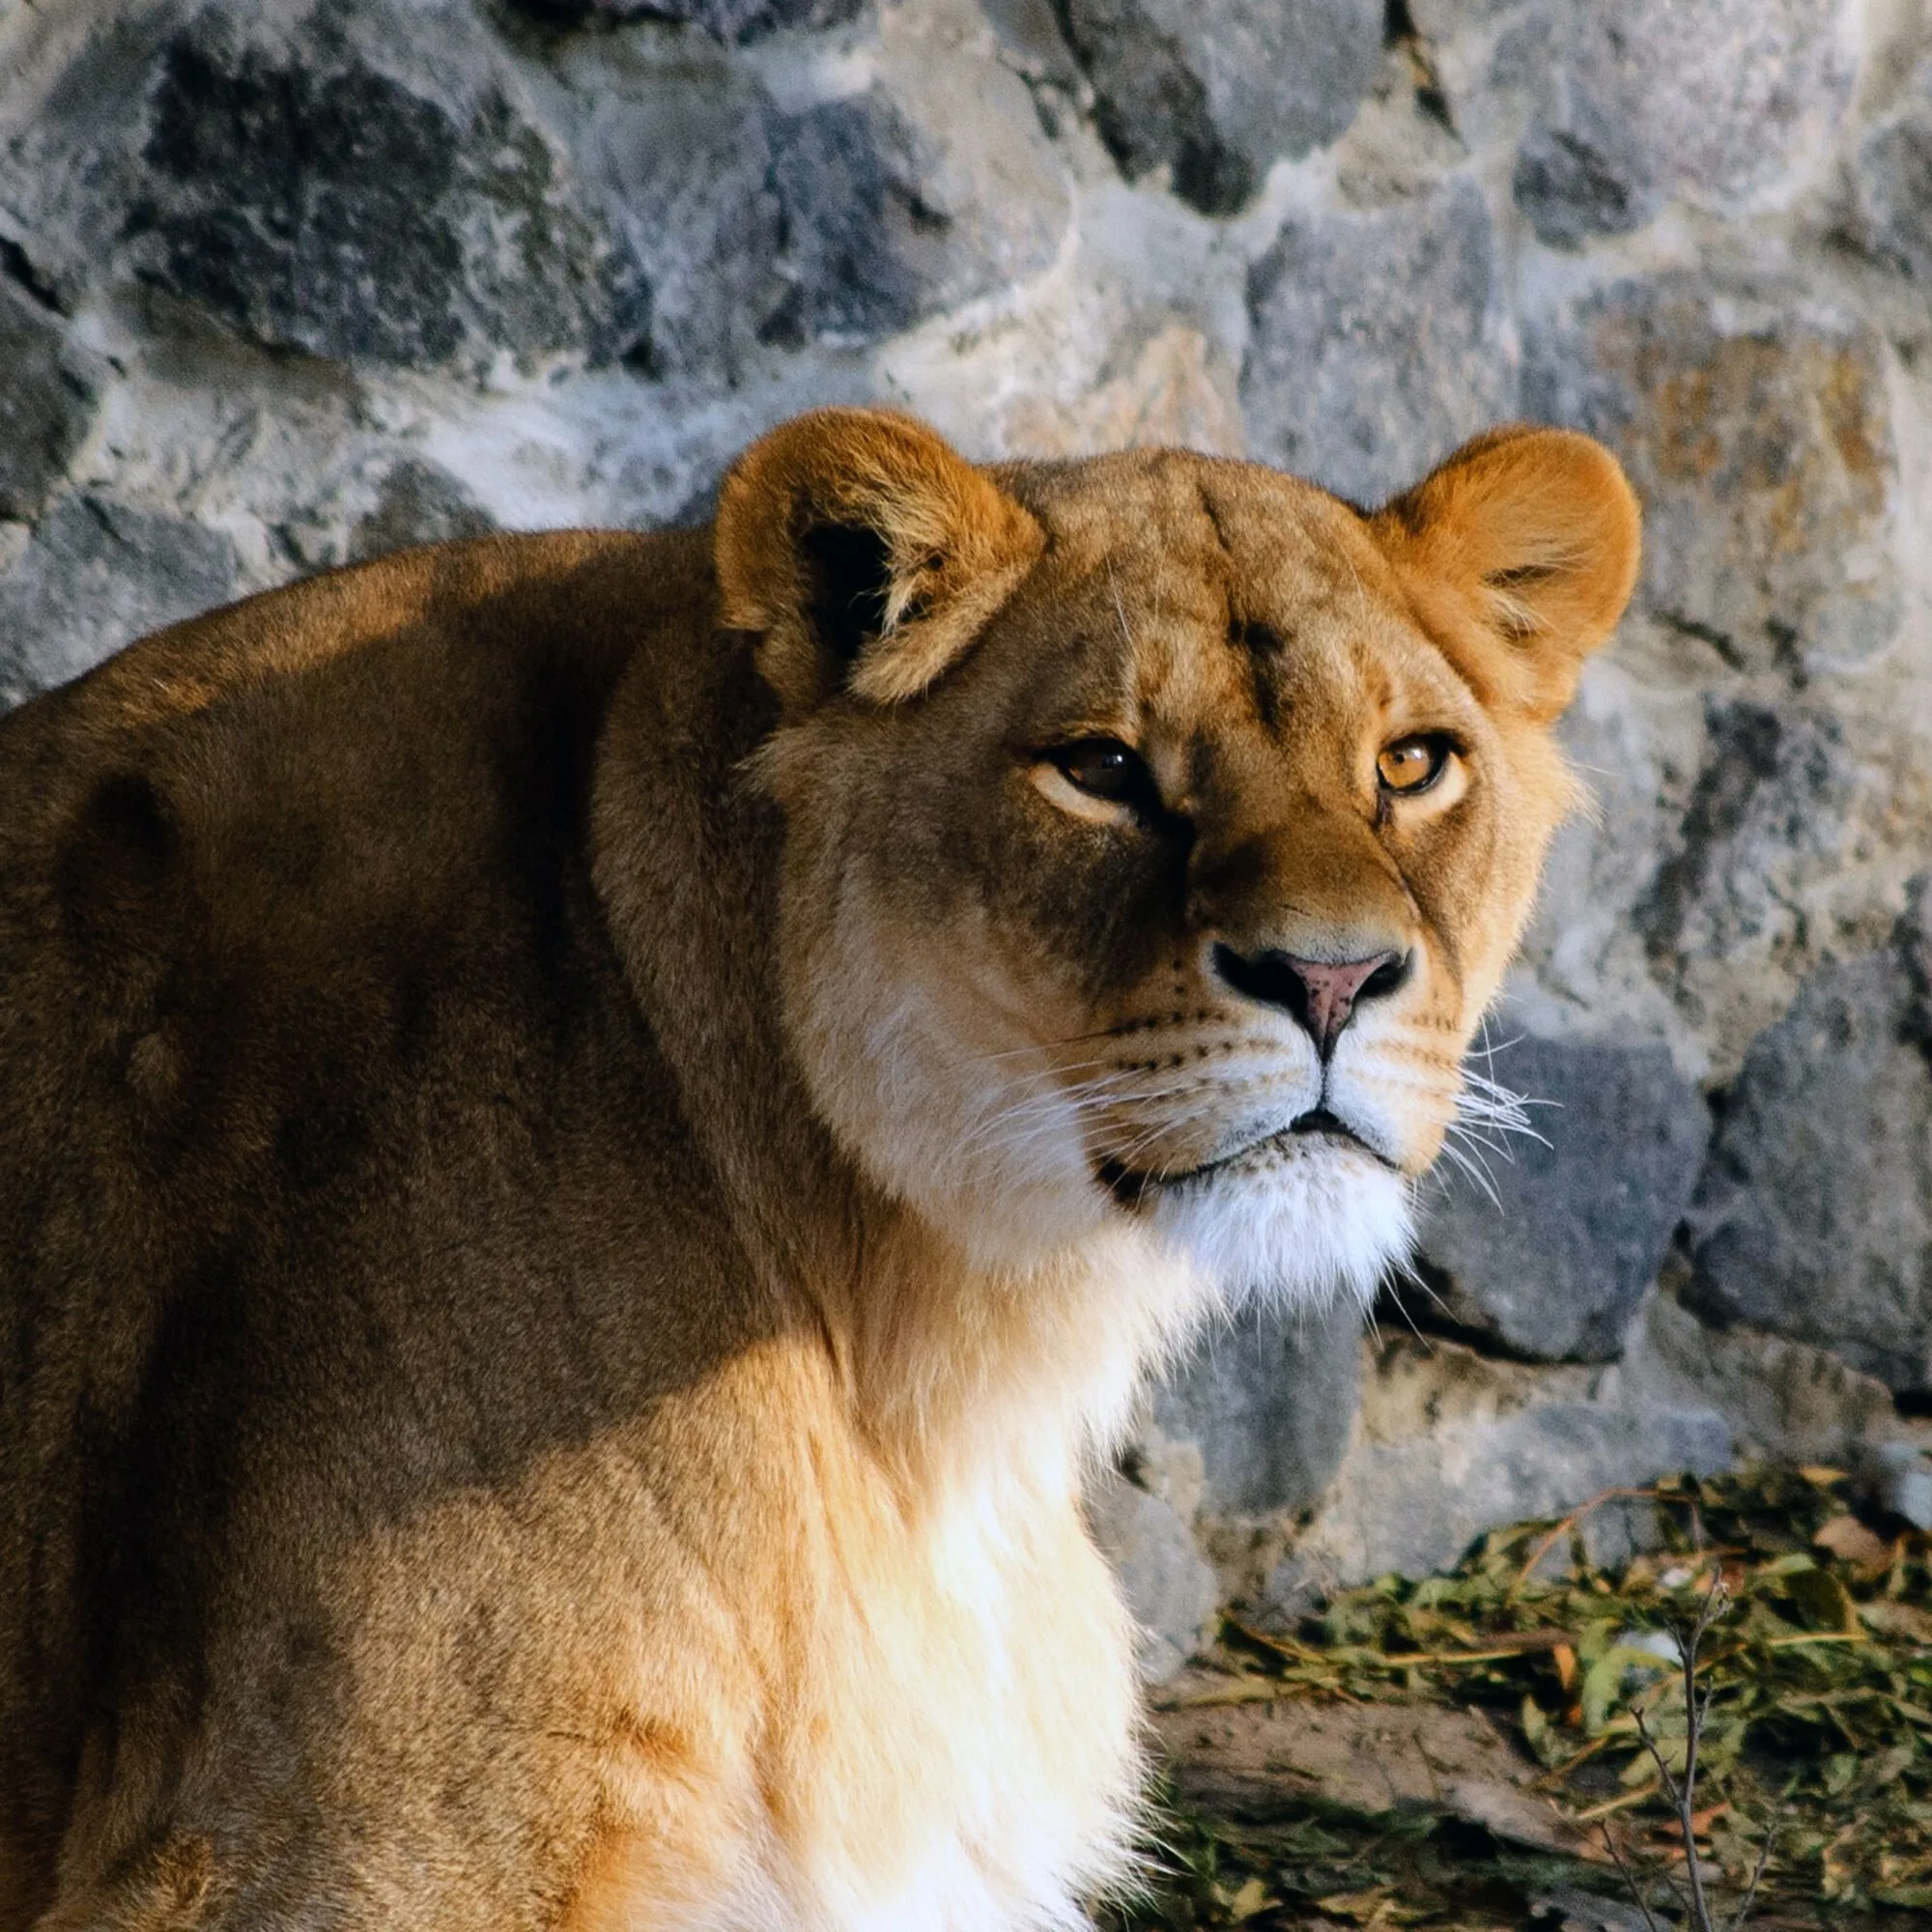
<box><xmin>714</xmin><ymin>409</ymin><xmax>1044</xmax><ymax>711</ymax></box>
<box><xmin>1370</xmin><ymin>426</ymin><xmax>1641</xmax><ymax>724</ymax></box>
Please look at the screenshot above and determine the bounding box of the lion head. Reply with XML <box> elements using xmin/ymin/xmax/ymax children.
<box><xmin>716</xmin><ymin>411</ymin><xmax>1639</xmax><ymax>1313</ymax></box>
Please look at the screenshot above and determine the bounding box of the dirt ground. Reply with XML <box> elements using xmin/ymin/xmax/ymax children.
<box><xmin>1100</xmin><ymin>1468</ymin><xmax>1932</xmax><ymax>1931</ymax></box>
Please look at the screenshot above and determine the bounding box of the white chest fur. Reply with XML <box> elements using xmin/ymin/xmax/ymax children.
<box><xmin>570</xmin><ymin>1233</ymin><xmax>1207</xmax><ymax>1931</ymax></box>
<box><xmin>759</xmin><ymin>1460</ymin><xmax>1145</xmax><ymax>1931</ymax></box>
<box><xmin>593</xmin><ymin>1480</ymin><xmax>1143</xmax><ymax>1932</ymax></box>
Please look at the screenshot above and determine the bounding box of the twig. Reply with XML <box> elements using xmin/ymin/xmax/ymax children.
<box><xmin>1631</xmin><ymin>1707</ymin><xmax>1696</xmax><ymax>1918</ymax></box>
<box><xmin>1607</xmin><ymin>1569</ymin><xmax>1774</xmax><ymax>1931</ymax></box>
<box><xmin>1675</xmin><ymin>1576</ymin><xmax>1725</xmax><ymax>1930</ymax></box>
<box><xmin>1726</xmin><ymin>1810</ymin><xmax>1779</xmax><ymax>1932</ymax></box>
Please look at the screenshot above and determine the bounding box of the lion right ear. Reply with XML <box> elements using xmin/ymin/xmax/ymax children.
<box><xmin>714</xmin><ymin>409</ymin><xmax>1044</xmax><ymax>713</ymax></box>
<box><xmin>1369</xmin><ymin>426</ymin><xmax>1641</xmax><ymax>724</ymax></box>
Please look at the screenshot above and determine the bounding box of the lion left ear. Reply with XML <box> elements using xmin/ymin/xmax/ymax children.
<box><xmin>714</xmin><ymin>408</ymin><xmax>1045</xmax><ymax>712</ymax></box>
<box><xmin>1370</xmin><ymin>425</ymin><xmax>1641</xmax><ymax>724</ymax></box>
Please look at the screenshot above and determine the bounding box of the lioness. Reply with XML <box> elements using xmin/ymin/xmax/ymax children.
<box><xmin>0</xmin><ymin>409</ymin><xmax>1637</xmax><ymax>1930</ymax></box>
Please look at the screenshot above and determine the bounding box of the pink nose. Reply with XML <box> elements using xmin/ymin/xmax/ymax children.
<box><xmin>1281</xmin><ymin>953</ymin><xmax>1400</xmax><ymax>1055</ymax></box>
<box><xmin>1211</xmin><ymin>944</ymin><xmax>1407</xmax><ymax>1057</ymax></box>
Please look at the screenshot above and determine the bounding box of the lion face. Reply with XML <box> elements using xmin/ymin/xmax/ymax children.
<box><xmin>719</xmin><ymin>413</ymin><xmax>1639</xmax><ymax>1309</ymax></box>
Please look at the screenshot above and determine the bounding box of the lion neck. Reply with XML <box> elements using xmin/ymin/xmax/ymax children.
<box><xmin>589</xmin><ymin>614</ymin><xmax>1204</xmax><ymax>1505</ymax></box>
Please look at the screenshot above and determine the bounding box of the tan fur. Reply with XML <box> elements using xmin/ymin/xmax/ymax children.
<box><xmin>0</xmin><ymin>410</ymin><xmax>1637</xmax><ymax>1930</ymax></box>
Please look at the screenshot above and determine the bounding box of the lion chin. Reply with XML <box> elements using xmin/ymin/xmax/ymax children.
<box><xmin>1145</xmin><ymin>1136</ymin><xmax>1416</xmax><ymax>1314</ymax></box>
<box><xmin>0</xmin><ymin>405</ymin><xmax>1638</xmax><ymax>1932</ymax></box>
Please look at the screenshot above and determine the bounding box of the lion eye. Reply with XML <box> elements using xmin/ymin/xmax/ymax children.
<box><xmin>1377</xmin><ymin>735</ymin><xmax>1452</xmax><ymax>795</ymax></box>
<box><xmin>1050</xmin><ymin>738</ymin><xmax>1156</xmax><ymax>808</ymax></box>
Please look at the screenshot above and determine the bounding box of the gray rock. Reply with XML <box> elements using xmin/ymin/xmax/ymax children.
<box><xmin>578</xmin><ymin>37</ymin><xmax>1064</xmax><ymax>375</ymax></box>
<box><xmin>981</xmin><ymin>0</ymin><xmax>1083</xmax><ymax>87</ymax></box>
<box><xmin>760</xmin><ymin>94</ymin><xmax>959</xmax><ymax>346</ymax></box>
<box><xmin>137</xmin><ymin>14</ymin><xmax>645</xmax><ymax>373</ymax></box>
<box><xmin>0</xmin><ymin>494</ymin><xmax>238</xmax><ymax>709</ymax></box>
<box><xmin>1051</xmin><ymin>0</ymin><xmax>1383</xmax><ymax>215</ymax></box>
<box><xmin>0</xmin><ymin>280</ymin><xmax>99</xmax><ymax>522</ymax></box>
<box><xmin>512</xmin><ymin>0</ymin><xmax>862</xmax><ymax>39</ymax></box>
<box><xmin>1406</xmin><ymin>0</ymin><xmax>1517</xmax><ymax>20</ymax></box>
<box><xmin>1523</xmin><ymin>277</ymin><xmax>1900</xmax><ymax>678</ymax></box>
<box><xmin>872</xmin><ymin>10</ymin><xmax>1072</xmax><ymax>302</ymax></box>
<box><xmin>12</xmin><ymin>2</ymin><xmax>650</xmax><ymax>377</ymax></box>
<box><xmin>1272</xmin><ymin>1401</ymin><xmax>1733</xmax><ymax>1595</ymax></box>
<box><xmin>1688</xmin><ymin>902</ymin><xmax>1932</xmax><ymax>1395</ymax></box>
<box><xmin>1876</xmin><ymin>1443</ymin><xmax>1932</xmax><ymax>1531</ymax></box>
<box><xmin>1268</xmin><ymin>1336</ymin><xmax>1732</xmax><ymax>1595</ymax></box>
<box><xmin>570</xmin><ymin>65</ymin><xmax>785</xmax><ymax>382</ymax></box>
<box><xmin>1631</xmin><ymin>697</ymin><xmax>1861</xmax><ymax>981</ymax></box>
<box><xmin>346</xmin><ymin>459</ymin><xmax>496</xmax><ymax>563</ymax></box>
<box><xmin>1085</xmin><ymin>1469</ymin><xmax>1218</xmax><ymax>1684</ymax></box>
<box><xmin>1242</xmin><ymin>178</ymin><xmax>1515</xmax><ymax>506</ymax></box>
<box><xmin>759</xmin><ymin>68</ymin><xmax>1064</xmax><ymax>348</ymax></box>
<box><xmin>1854</xmin><ymin>61</ymin><xmax>1932</xmax><ymax>287</ymax></box>
<box><xmin>1627</xmin><ymin>1290</ymin><xmax>1905</xmax><ymax>1469</ymax></box>
<box><xmin>1568</xmin><ymin>1497</ymin><xmax>1663</xmax><ymax>1577</ymax></box>
<box><xmin>1512</xmin><ymin>0</ymin><xmax>1856</xmax><ymax>247</ymax></box>
<box><xmin>1147</xmin><ymin>1294</ymin><xmax>1361</xmax><ymax>1518</ymax></box>
<box><xmin>1513</xmin><ymin>125</ymin><xmax>1653</xmax><ymax>249</ymax></box>
<box><xmin>1417</xmin><ymin>1035</ymin><xmax>1709</xmax><ymax>1363</ymax></box>
<box><xmin>1519</xmin><ymin>1493</ymin><xmax>1668</xmax><ymax>1584</ymax></box>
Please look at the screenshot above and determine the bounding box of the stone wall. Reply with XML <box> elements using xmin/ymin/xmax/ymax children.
<box><xmin>6</xmin><ymin>0</ymin><xmax>1932</xmax><ymax>1668</ymax></box>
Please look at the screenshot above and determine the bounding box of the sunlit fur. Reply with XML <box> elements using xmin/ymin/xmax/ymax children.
<box><xmin>0</xmin><ymin>410</ymin><xmax>1636</xmax><ymax>1932</ymax></box>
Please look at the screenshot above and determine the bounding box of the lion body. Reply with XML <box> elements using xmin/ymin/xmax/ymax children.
<box><xmin>0</xmin><ymin>413</ymin><xmax>1637</xmax><ymax>1929</ymax></box>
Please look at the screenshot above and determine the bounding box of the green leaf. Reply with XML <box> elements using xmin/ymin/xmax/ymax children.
<box><xmin>1782</xmin><ymin>1564</ymin><xmax>1859</xmax><ymax>1632</ymax></box>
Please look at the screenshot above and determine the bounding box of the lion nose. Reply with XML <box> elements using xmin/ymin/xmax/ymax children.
<box><xmin>1211</xmin><ymin>945</ymin><xmax>1409</xmax><ymax>1058</ymax></box>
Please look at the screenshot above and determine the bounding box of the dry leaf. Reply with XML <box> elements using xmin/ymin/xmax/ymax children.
<box><xmin>1315</xmin><ymin>1885</ymin><xmax>1394</xmax><ymax>1923</ymax></box>
<box><xmin>1217</xmin><ymin>1876</ymin><xmax>1273</xmax><ymax>1921</ymax></box>
<box><xmin>1814</xmin><ymin>1513</ymin><xmax>1893</xmax><ymax>1576</ymax></box>
<box><xmin>1860</xmin><ymin>1597</ymin><xmax>1932</xmax><ymax>1641</ymax></box>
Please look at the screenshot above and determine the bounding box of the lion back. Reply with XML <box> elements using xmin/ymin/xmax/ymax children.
<box><xmin>0</xmin><ymin>528</ymin><xmax>711</xmax><ymax>1921</ymax></box>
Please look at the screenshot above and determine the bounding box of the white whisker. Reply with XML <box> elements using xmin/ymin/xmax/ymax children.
<box><xmin>1435</xmin><ymin>1137</ymin><xmax>1502</xmax><ymax>1208</ymax></box>
<box><xmin>1388</xmin><ymin>1256</ymin><xmax>1448</xmax><ymax>1318</ymax></box>
<box><xmin>1443</xmin><ymin>1121</ymin><xmax>1525</xmax><ymax>1164</ymax></box>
